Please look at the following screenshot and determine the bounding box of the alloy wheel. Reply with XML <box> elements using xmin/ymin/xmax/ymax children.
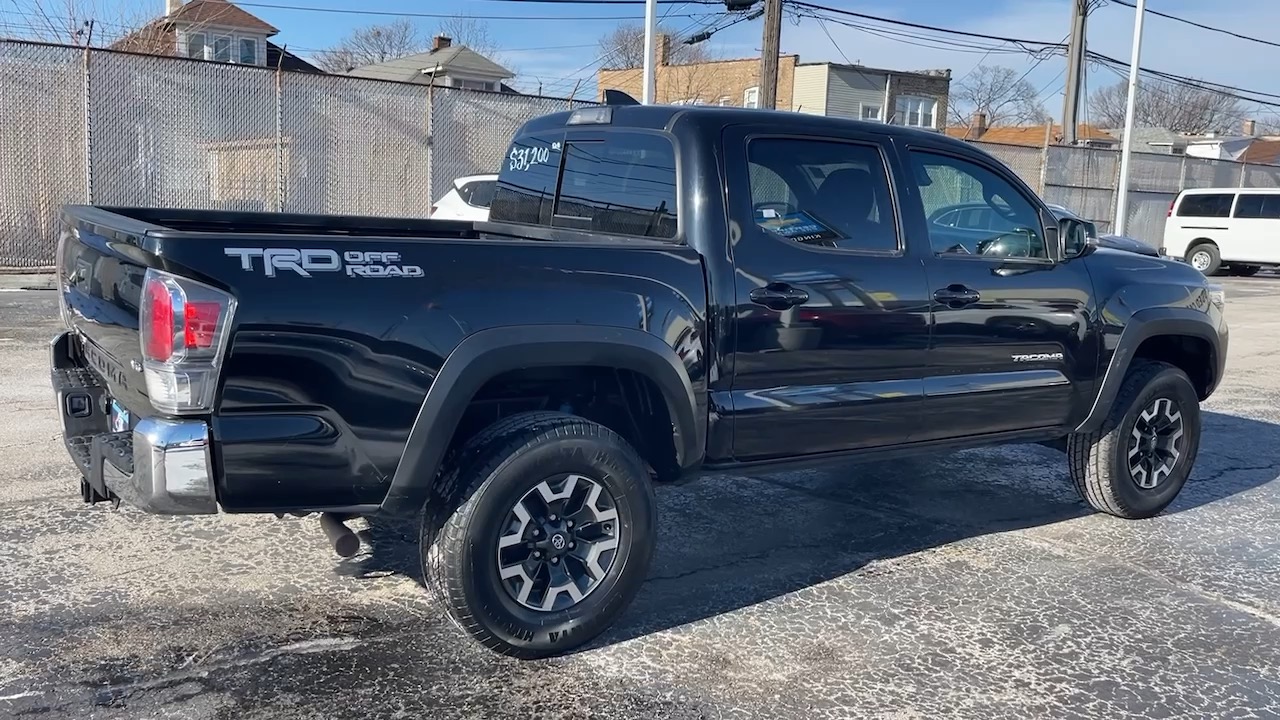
<box><xmin>496</xmin><ymin>474</ymin><xmax>621</xmax><ymax>612</ymax></box>
<box><xmin>1127</xmin><ymin>396</ymin><xmax>1185</xmax><ymax>489</ymax></box>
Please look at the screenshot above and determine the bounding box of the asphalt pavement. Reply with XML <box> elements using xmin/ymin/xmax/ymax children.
<box><xmin>1</xmin><ymin>283</ymin><xmax>1277</xmax><ymax>719</ymax></box>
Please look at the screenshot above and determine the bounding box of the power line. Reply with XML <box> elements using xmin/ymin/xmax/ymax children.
<box><xmin>1106</xmin><ymin>0</ymin><xmax>1280</xmax><ymax>51</ymax></box>
<box><xmin>233</xmin><ymin>2</ymin><xmax>719</xmax><ymax>22</ymax></box>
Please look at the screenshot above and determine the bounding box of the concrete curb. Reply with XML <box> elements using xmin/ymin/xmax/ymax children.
<box><xmin>0</xmin><ymin>273</ymin><xmax>55</xmax><ymax>291</ymax></box>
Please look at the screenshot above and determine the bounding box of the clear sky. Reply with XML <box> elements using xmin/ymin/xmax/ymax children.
<box><xmin>5</xmin><ymin>0</ymin><xmax>1280</xmax><ymax>124</ymax></box>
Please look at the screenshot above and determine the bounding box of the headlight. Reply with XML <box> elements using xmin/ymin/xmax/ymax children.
<box><xmin>1207</xmin><ymin>284</ymin><xmax>1226</xmax><ymax>309</ymax></box>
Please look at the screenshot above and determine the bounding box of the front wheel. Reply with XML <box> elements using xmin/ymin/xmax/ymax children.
<box><xmin>422</xmin><ymin>412</ymin><xmax>655</xmax><ymax>658</ymax></box>
<box><xmin>1187</xmin><ymin>243</ymin><xmax>1221</xmax><ymax>275</ymax></box>
<box><xmin>1067</xmin><ymin>361</ymin><xmax>1201</xmax><ymax>519</ymax></box>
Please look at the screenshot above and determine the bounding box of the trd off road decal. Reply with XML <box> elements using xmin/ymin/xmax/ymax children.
<box><xmin>225</xmin><ymin>248</ymin><xmax>424</xmax><ymax>278</ymax></box>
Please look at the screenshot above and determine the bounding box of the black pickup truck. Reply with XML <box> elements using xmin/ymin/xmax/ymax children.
<box><xmin>52</xmin><ymin>100</ymin><xmax>1227</xmax><ymax>658</ymax></box>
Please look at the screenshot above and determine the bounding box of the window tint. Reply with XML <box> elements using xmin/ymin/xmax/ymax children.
<box><xmin>1178</xmin><ymin>193</ymin><xmax>1234</xmax><ymax>218</ymax></box>
<box><xmin>910</xmin><ymin>151</ymin><xmax>1046</xmax><ymax>259</ymax></box>
<box><xmin>552</xmin><ymin>134</ymin><xmax>678</xmax><ymax>238</ymax></box>
<box><xmin>746</xmin><ymin>138</ymin><xmax>898</xmax><ymax>252</ymax></box>
<box><xmin>461</xmin><ymin>180</ymin><xmax>496</xmax><ymax>208</ymax></box>
<box><xmin>1232</xmin><ymin>193</ymin><xmax>1280</xmax><ymax>219</ymax></box>
<box><xmin>490</xmin><ymin>135</ymin><xmax>562</xmax><ymax>226</ymax></box>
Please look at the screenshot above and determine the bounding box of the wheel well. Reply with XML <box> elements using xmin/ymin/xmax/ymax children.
<box><xmin>1133</xmin><ymin>334</ymin><xmax>1214</xmax><ymax>399</ymax></box>
<box><xmin>445</xmin><ymin>366</ymin><xmax>679</xmax><ymax>481</ymax></box>
<box><xmin>1187</xmin><ymin>238</ymin><xmax>1217</xmax><ymax>253</ymax></box>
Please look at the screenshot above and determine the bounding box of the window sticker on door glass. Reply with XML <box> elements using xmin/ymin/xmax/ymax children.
<box><xmin>757</xmin><ymin>210</ymin><xmax>841</xmax><ymax>243</ymax></box>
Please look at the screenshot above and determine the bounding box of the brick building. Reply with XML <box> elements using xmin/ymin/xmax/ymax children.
<box><xmin>597</xmin><ymin>36</ymin><xmax>797</xmax><ymax>108</ymax></box>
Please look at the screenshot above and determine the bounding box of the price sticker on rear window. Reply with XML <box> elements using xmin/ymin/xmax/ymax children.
<box><xmin>757</xmin><ymin>211</ymin><xmax>841</xmax><ymax>243</ymax></box>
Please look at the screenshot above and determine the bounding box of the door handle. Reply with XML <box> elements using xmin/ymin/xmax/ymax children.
<box><xmin>933</xmin><ymin>284</ymin><xmax>981</xmax><ymax>307</ymax></box>
<box><xmin>750</xmin><ymin>283</ymin><xmax>809</xmax><ymax>310</ymax></box>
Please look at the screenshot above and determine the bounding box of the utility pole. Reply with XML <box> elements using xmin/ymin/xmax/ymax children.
<box><xmin>1114</xmin><ymin>0</ymin><xmax>1147</xmax><ymax>236</ymax></box>
<box><xmin>758</xmin><ymin>0</ymin><xmax>782</xmax><ymax>109</ymax></box>
<box><xmin>642</xmin><ymin>0</ymin><xmax>657</xmax><ymax>104</ymax></box>
<box><xmin>1061</xmin><ymin>0</ymin><xmax>1088</xmax><ymax>145</ymax></box>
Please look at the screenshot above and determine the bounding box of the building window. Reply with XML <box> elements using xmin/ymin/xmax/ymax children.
<box><xmin>212</xmin><ymin>35</ymin><xmax>231</xmax><ymax>62</ymax></box>
<box><xmin>671</xmin><ymin>98</ymin><xmax>706</xmax><ymax>106</ymax></box>
<box><xmin>861</xmin><ymin>104</ymin><xmax>882</xmax><ymax>122</ymax></box>
<box><xmin>238</xmin><ymin>37</ymin><xmax>257</xmax><ymax>65</ymax></box>
<box><xmin>895</xmin><ymin>96</ymin><xmax>936</xmax><ymax>128</ymax></box>
<box><xmin>717</xmin><ymin>96</ymin><xmax>731</xmax><ymax>106</ymax></box>
<box><xmin>454</xmin><ymin>78</ymin><xmax>493</xmax><ymax>91</ymax></box>
<box><xmin>185</xmin><ymin>32</ymin><xmax>207</xmax><ymax>59</ymax></box>
<box><xmin>743</xmin><ymin>86</ymin><xmax>759</xmax><ymax>109</ymax></box>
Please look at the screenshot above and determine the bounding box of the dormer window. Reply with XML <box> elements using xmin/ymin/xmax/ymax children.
<box><xmin>186</xmin><ymin>32</ymin><xmax>206</xmax><ymax>59</ymax></box>
<box><xmin>212</xmin><ymin>36</ymin><xmax>231</xmax><ymax>62</ymax></box>
<box><xmin>239</xmin><ymin>38</ymin><xmax>257</xmax><ymax>64</ymax></box>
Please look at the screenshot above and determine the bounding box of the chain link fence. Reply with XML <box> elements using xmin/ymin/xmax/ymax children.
<box><xmin>6</xmin><ymin>37</ymin><xmax>1280</xmax><ymax>269</ymax></box>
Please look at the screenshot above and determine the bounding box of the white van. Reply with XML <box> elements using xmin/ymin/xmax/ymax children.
<box><xmin>1163</xmin><ymin>187</ymin><xmax>1280</xmax><ymax>276</ymax></box>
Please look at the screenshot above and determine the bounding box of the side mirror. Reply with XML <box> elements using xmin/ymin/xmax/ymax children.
<box><xmin>1059</xmin><ymin>217</ymin><xmax>1094</xmax><ymax>259</ymax></box>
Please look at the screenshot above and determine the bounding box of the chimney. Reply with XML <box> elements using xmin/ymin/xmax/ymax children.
<box><xmin>970</xmin><ymin>111</ymin><xmax>988</xmax><ymax>139</ymax></box>
<box><xmin>1244</xmin><ymin>119</ymin><xmax>1257</xmax><ymax>137</ymax></box>
<box><xmin>165</xmin><ymin>0</ymin><xmax>183</xmax><ymax>16</ymax></box>
<box><xmin>656</xmin><ymin>33</ymin><xmax>672</xmax><ymax>66</ymax></box>
<box><xmin>433</xmin><ymin>35</ymin><xmax>452</xmax><ymax>51</ymax></box>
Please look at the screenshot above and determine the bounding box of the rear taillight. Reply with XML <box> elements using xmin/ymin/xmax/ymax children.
<box><xmin>139</xmin><ymin>269</ymin><xmax>236</xmax><ymax>415</ymax></box>
<box><xmin>1168</xmin><ymin>199</ymin><xmax>1175</xmax><ymax>217</ymax></box>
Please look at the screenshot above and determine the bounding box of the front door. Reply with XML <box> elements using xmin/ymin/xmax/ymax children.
<box><xmin>723</xmin><ymin>127</ymin><xmax>933</xmax><ymax>461</ymax></box>
<box><xmin>899</xmin><ymin>147</ymin><xmax>1096</xmax><ymax>440</ymax></box>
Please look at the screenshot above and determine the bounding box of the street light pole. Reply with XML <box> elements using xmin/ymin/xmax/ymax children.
<box><xmin>1114</xmin><ymin>0</ymin><xmax>1146</xmax><ymax>236</ymax></box>
<box><xmin>642</xmin><ymin>0</ymin><xmax>658</xmax><ymax>104</ymax></box>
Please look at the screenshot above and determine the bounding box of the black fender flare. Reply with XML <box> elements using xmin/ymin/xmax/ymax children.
<box><xmin>378</xmin><ymin>324</ymin><xmax>703</xmax><ymax>516</ymax></box>
<box><xmin>1074</xmin><ymin>306</ymin><xmax>1224</xmax><ymax>433</ymax></box>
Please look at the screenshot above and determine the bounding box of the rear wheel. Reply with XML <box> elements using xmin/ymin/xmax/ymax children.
<box><xmin>422</xmin><ymin>412</ymin><xmax>655</xmax><ymax>658</ymax></box>
<box><xmin>1187</xmin><ymin>243</ymin><xmax>1221</xmax><ymax>275</ymax></box>
<box><xmin>1067</xmin><ymin>361</ymin><xmax>1200</xmax><ymax>519</ymax></box>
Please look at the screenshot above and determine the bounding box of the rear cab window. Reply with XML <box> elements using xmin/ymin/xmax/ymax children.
<box><xmin>489</xmin><ymin>130</ymin><xmax>679</xmax><ymax>240</ymax></box>
<box><xmin>1177</xmin><ymin>193</ymin><xmax>1235</xmax><ymax>218</ymax></box>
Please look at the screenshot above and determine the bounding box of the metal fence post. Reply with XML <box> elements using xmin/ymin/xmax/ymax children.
<box><xmin>274</xmin><ymin>55</ymin><xmax>285</xmax><ymax>212</ymax></box>
<box><xmin>426</xmin><ymin>82</ymin><xmax>435</xmax><ymax>209</ymax></box>
<box><xmin>1037</xmin><ymin>140</ymin><xmax>1050</xmax><ymax>195</ymax></box>
<box><xmin>82</xmin><ymin>43</ymin><xmax>93</xmax><ymax>204</ymax></box>
<box><xmin>1239</xmin><ymin>159</ymin><xmax>1248</xmax><ymax>188</ymax></box>
<box><xmin>1107</xmin><ymin>146</ymin><xmax>1123</xmax><ymax>233</ymax></box>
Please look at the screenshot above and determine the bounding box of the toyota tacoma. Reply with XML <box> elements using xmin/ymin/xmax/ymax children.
<box><xmin>52</xmin><ymin>99</ymin><xmax>1227</xmax><ymax>658</ymax></box>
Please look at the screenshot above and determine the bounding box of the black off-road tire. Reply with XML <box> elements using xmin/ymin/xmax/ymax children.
<box><xmin>421</xmin><ymin>411</ymin><xmax>655</xmax><ymax>659</ymax></box>
<box><xmin>1187</xmin><ymin>242</ymin><xmax>1221</xmax><ymax>276</ymax></box>
<box><xmin>1067</xmin><ymin>361</ymin><xmax>1201</xmax><ymax>519</ymax></box>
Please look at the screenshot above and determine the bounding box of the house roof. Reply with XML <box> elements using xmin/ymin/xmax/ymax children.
<box><xmin>346</xmin><ymin>45</ymin><xmax>513</xmax><ymax>82</ymax></box>
<box><xmin>945</xmin><ymin>123</ymin><xmax>1117</xmax><ymax>146</ymax></box>
<box><xmin>166</xmin><ymin>0</ymin><xmax>278</xmax><ymax>35</ymax></box>
<box><xmin>267</xmin><ymin>42</ymin><xmax>324</xmax><ymax>73</ymax></box>
<box><xmin>1241</xmin><ymin>139</ymin><xmax>1280</xmax><ymax>166</ymax></box>
<box><xmin>802</xmin><ymin>62</ymin><xmax>951</xmax><ymax>81</ymax></box>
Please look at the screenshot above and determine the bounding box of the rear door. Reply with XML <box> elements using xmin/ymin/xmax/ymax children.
<box><xmin>1228</xmin><ymin>192</ymin><xmax>1280</xmax><ymax>262</ymax></box>
<box><xmin>898</xmin><ymin>145</ymin><xmax>1096</xmax><ymax>440</ymax></box>
<box><xmin>722</xmin><ymin>125</ymin><xmax>933</xmax><ymax>460</ymax></box>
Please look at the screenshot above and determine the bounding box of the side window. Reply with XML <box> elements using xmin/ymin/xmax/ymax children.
<box><xmin>1232</xmin><ymin>193</ymin><xmax>1280</xmax><ymax>219</ymax></box>
<box><xmin>1178</xmin><ymin>193</ymin><xmax>1234</xmax><ymax>218</ymax></box>
<box><xmin>910</xmin><ymin>150</ymin><xmax>1046</xmax><ymax>259</ymax></box>
<box><xmin>490</xmin><ymin>134</ymin><xmax>563</xmax><ymax>226</ymax></box>
<box><xmin>745</xmin><ymin>138</ymin><xmax>899</xmax><ymax>253</ymax></box>
<box><xmin>466</xmin><ymin>180</ymin><xmax>496</xmax><ymax>209</ymax></box>
<box><xmin>553</xmin><ymin>133</ymin><xmax>678</xmax><ymax>238</ymax></box>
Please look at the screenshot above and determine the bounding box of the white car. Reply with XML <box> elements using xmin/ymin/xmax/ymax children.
<box><xmin>430</xmin><ymin>174</ymin><xmax>497</xmax><ymax>221</ymax></box>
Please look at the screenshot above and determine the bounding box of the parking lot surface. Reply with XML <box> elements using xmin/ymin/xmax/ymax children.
<box><xmin>1</xmin><ymin>280</ymin><xmax>1278</xmax><ymax>719</ymax></box>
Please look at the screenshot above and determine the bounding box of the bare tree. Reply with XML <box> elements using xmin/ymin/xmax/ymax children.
<box><xmin>597</xmin><ymin>23</ymin><xmax>713</xmax><ymax>70</ymax></box>
<box><xmin>436</xmin><ymin>16</ymin><xmax>498</xmax><ymax>60</ymax></box>
<box><xmin>315</xmin><ymin>19</ymin><xmax>425</xmax><ymax>73</ymax></box>
<box><xmin>5</xmin><ymin>0</ymin><xmax>153</xmax><ymax>46</ymax></box>
<box><xmin>1090</xmin><ymin>78</ymin><xmax>1245</xmax><ymax>134</ymax></box>
<box><xmin>947</xmin><ymin>66</ymin><xmax>1049</xmax><ymax>130</ymax></box>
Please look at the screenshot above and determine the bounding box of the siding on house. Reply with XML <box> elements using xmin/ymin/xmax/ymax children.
<box><xmin>790</xmin><ymin>64</ymin><xmax>828</xmax><ymax>116</ymax></box>
<box><xmin>825</xmin><ymin>66</ymin><xmax>887</xmax><ymax>121</ymax></box>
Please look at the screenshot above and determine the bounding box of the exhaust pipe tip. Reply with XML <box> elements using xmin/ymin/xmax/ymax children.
<box><xmin>319</xmin><ymin>513</ymin><xmax>361</xmax><ymax>558</ymax></box>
